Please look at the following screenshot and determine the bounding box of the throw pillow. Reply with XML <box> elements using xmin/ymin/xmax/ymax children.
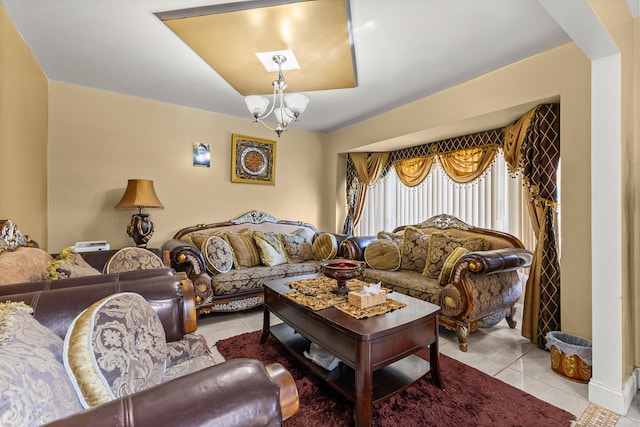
<box><xmin>63</xmin><ymin>292</ymin><xmax>167</xmax><ymax>408</ymax></box>
<box><xmin>400</xmin><ymin>226</ymin><xmax>431</xmax><ymax>273</ymax></box>
<box><xmin>0</xmin><ymin>246</ymin><xmax>52</xmax><ymax>285</ymax></box>
<box><xmin>278</xmin><ymin>228</ymin><xmax>313</xmax><ymax>263</ymax></box>
<box><xmin>253</xmin><ymin>231</ymin><xmax>288</xmax><ymax>267</ymax></box>
<box><xmin>184</xmin><ymin>232</ymin><xmax>211</xmax><ymax>249</ymax></box>
<box><xmin>423</xmin><ymin>232</ymin><xmax>488</xmax><ymax>279</ymax></box>
<box><xmin>43</xmin><ymin>247</ymin><xmax>101</xmax><ymax>280</ymax></box>
<box><xmin>224</xmin><ymin>230</ymin><xmax>261</xmax><ymax>269</ymax></box>
<box><xmin>0</xmin><ymin>302</ymin><xmax>83</xmax><ymax>426</ymax></box>
<box><xmin>364</xmin><ymin>239</ymin><xmax>401</xmax><ymax>271</ymax></box>
<box><xmin>312</xmin><ymin>233</ymin><xmax>338</xmax><ymax>261</ymax></box>
<box><xmin>201</xmin><ymin>235</ymin><xmax>234</xmax><ymax>273</ymax></box>
<box><xmin>437</xmin><ymin>246</ymin><xmax>469</xmax><ymax>285</ymax></box>
<box><xmin>377</xmin><ymin>230</ymin><xmax>404</xmax><ymax>250</ymax></box>
<box><xmin>103</xmin><ymin>247</ymin><xmax>164</xmax><ymax>274</ymax></box>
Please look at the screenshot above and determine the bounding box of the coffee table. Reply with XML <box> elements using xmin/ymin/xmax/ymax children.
<box><xmin>261</xmin><ymin>274</ymin><xmax>443</xmax><ymax>427</ymax></box>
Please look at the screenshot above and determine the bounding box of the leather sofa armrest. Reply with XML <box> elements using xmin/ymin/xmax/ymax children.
<box><xmin>0</xmin><ymin>268</ymin><xmax>177</xmax><ymax>296</ymax></box>
<box><xmin>2</xmin><ymin>274</ymin><xmax>194</xmax><ymax>342</ymax></box>
<box><xmin>340</xmin><ymin>236</ymin><xmax>378</xmax><ymax>261</ymax></box>
<box><xmin>459</xmin><ymin>248</ymin><xmax>533</xmax><ymax>274</ymax></box>
<box><xmin>162</xmin><ymin>239</ymin><xmax>212</xmax><ymax>306</ymax></box>
<box><xmin>42</xmin><ymin>359</ymin><xmax>297</xmax><ymax>427</ymax></box>
<box><xmin>331</xmin><ymin>233</ymin><xmax>350</xmax><ymax>257</ymax></box>
<box><xmin>444</xmin><ymin>248</ymin><xmax>529</xmax><ymax>324</ymax></box>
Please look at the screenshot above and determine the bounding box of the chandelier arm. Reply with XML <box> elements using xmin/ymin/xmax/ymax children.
<box><xmin>282</xmin><ymin>108</ymin><xmax>296</xmax><ymax>120</ymax></box>
<box><xmin>257</xmin><ymin>120</ymin><xmax>278</xmax><ymax>132</ymax></box>
<box><xmin>277</xmin><ymin>89</ymin><xmax>286</xmax><ymax>126</ymax></box>
<box><xmin>254</xmin><ymin>86</ymin><xmax>279</xmax><ymax>122</ymax></box>
<box><xmin>281</xmin><ymin>116</ymin><xmax>299</xmax><ymax>132</ymax></box>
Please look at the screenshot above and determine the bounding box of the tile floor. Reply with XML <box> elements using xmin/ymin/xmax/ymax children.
<box><xmin>196</xmin><ymin>303</ymin><xmax>640</xmax><ymax>426</ymax></box>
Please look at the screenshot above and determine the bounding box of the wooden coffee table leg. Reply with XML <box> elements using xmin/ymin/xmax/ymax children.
<box><xmin>260</xmin><ymin>303</ymin><xmax>271</xmax><ymax>343</ymax></box>
<box><xmin>355</xmin><ymin>342</ymin><xmax>373</xmax><ymax>427</ymax></box>
<box><xmin>430</xmin><ymin>336</ymin><xmax>444</xmax><ymax>390</ymax></box>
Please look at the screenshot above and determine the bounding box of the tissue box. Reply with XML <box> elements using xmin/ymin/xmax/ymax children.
<box><xmin>348</xmin><ymin>290</ymin><xmax>387</xmax><ymax>309</ymax></box>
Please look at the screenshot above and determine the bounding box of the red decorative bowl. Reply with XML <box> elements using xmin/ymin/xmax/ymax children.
<box><xmin>321</xmin><ymin>259</ymin><xmax>365</xmax><ymax>295</ymax></box>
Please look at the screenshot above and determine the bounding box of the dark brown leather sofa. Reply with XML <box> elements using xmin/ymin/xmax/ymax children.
<box><xmin>1</xmin><ymin>271</ymin><xmax>298</xmax><ymax>426</ymax></box>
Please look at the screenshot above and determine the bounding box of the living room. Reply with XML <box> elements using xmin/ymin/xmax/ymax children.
<box><xmin>1</xmin><ymin>0</ymin><xmax>639</xmax><ymax>424</ymax></box>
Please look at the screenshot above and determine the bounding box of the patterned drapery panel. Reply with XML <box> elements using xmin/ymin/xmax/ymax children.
<box><xmin>343</xmin><ymin>153</ymin><xmax>390</xmax><ymax>235</ymax></box>
<box><xmin>516</xmin><ymin>104</ymin><xmax>561</xmax><ymax>348</ymax></box>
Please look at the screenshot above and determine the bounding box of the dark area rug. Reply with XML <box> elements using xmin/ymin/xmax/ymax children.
<box><xmin>216</xmin><ymin>331</ymin><xmax>576</xmax><ymax>427</ymax></box>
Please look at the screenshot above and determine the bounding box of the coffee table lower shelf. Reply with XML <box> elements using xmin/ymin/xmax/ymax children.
<box><xmin>269</xmin><ymin>322</ymin><xmax>432</xmax><ymax>404</ymax></box>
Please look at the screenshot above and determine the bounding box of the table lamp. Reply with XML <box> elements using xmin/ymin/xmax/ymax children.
<box><xmin>115</xmin><ymin>179</ymin><xmax>164</xmax><ymax>247</ymax></box>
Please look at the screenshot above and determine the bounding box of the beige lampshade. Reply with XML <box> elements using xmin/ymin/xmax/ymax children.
<box><xmin>115</xmin><ymin>179</ymin><xmax>164</xmax><ymax>210</ymax></box>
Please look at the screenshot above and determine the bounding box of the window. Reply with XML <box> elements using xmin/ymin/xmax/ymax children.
<box><xmin>354</xmin><ymin>153</ymin><xmax>535</xmax><ymax>250</ymax></box>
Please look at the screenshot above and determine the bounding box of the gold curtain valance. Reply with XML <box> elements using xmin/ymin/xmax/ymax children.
<box><xmin>503</xmin><ymin>107</ymin><xmax>536</xmax><ymax>174</ymax></box>
<box><xmin>394</xmin><ymin>156</ymin><xmax>434</xmax><ymax>187</ymax></box>
<box><xmin>439</xmin><ymin>145</ymin><xmax>499</xmax><ymax>184</ymax></box>
<box><xmin>350</xmin><ymin>152</ymin><xmax>390</xmax><ymax>186</ymax></box>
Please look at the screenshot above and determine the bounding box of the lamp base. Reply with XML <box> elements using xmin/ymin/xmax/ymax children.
<box><xmin>126</xmin><ymin>213</ymin><xmax>154</xmax><ymax>248</ymax></box>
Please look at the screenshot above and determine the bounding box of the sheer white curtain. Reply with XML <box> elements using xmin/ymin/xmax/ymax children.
<box><xmin>354</xmin><ymin>153</ymin><xmax>535</xmax><ymax>250</ymax></box>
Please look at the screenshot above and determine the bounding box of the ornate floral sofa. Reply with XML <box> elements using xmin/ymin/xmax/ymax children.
<box><xmin>162</xmin><ymin>210</ymin><xmax>347</xmax><ymax>315</ymax></box>
<box><xmin>341</xmin><ymin>214</ymin><xmax>532</xmax><ymax>351</ymax></box>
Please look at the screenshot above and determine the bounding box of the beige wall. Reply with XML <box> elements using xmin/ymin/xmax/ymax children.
<box><xmin>327</xmin><ymin>42</ymin><xmax>593</xmax><ymax>342</ymax></box>
<box><xmin>591</xmin><ymin>0</ymin><xmax>640</xmax><ymax>376</ymax></box>
<box><xmin>0</xmin><ymin>4</ymin><xmax>48</xmax><ymax>246</ymax></box>
<box><xmin>47</xmin><ymin>82</ymin><xmax>328</xmax><ymax>252</ymax></box>
<box><xmin>633</xmin><ymin>9</ymin><xmax>640</xmax><ymax>373</ymax></box>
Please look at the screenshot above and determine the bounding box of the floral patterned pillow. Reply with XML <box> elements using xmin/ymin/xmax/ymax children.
<box><xmin>103</xmin><ymin>247</ymin><xmax>164</xmax><ymax>274</ymax></box>
<box><xmin>279</xmin><ymin>228</ymin><xmax>313</xmax><ymax>263</ymax></box>
<box><xmin>400</xmin><ymin>226</ymin><xmax>430</xmax><ymax>273</ymax></box>
<box><xmin>202</xmin><ymin>235</ymin><xmax>234</xmax><ymax>273</ymax></box>
<box><xmin>423</xmin><ymin>232</ymin><xmax>488</xmax><ymax>279</ymax></box>
<box><xmin>63</xmin><ymin>292</ymin><xmax>167</xmax><ymax>408</ymax></box>
<box><xmin>0</xmin><ymin>302</ymin><xmax>83</xmax><ymax>426</ymax></box>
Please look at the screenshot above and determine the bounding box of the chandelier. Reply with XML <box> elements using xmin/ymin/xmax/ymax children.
<box><xmin>244</xmin><ymin>54</ymin><xmax>309</xmax><ymax>137</ymax></box>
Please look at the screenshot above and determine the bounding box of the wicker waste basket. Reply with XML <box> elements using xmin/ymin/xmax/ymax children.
<box><xmin>545</xmin><ymin>331</ymin><xmax>592</xmax><ymax>383</ymax></box>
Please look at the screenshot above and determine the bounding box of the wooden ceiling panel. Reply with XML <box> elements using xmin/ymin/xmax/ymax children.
<box><xmin>162</xmin><ymin>0</ymin><xmax>356</xmax><ymax>95</ymax></box>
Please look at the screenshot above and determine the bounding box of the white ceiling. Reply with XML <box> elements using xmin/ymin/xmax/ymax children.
<box><xmin>1</xmin><ymin>0</ymin><xmax>571</xmax><ymax>134</ymax></box>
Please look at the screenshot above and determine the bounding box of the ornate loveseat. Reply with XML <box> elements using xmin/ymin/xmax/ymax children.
<box><xmin>162</xmin><ymin>210</ymin><xmax>347</xmax><ymax>315</ymax></box>
<box><xmin>341</xmin><ymin>214</ymin><xmax>532</xmax><ymax>351</ymax></box>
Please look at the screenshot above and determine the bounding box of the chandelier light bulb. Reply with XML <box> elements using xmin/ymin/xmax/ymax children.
<box><xmin>284</xmin><ymin>93</ymin><xmax>309</xmax><ymax>115</ymax></box>
<box><xmin>244</xmin><ymin>95</ymin><xmax>269</xmax><ymax>117</ymax></box>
